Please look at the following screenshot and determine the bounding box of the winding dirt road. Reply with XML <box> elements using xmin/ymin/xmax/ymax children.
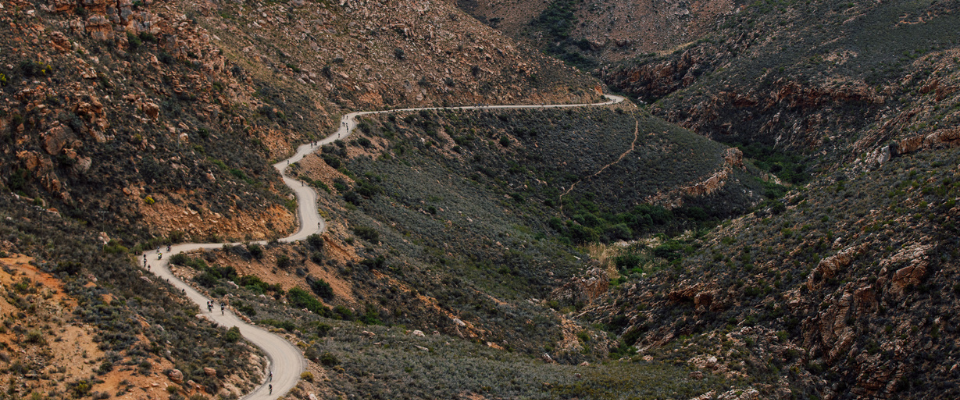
<box><xmin>144</xmin><ymin>94</ymin><xmax>625</xmax><ymax>399</ymax></box>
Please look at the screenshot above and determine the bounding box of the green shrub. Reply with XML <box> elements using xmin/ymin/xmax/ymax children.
<box><xmin>315</xmin><ymin>323</ymin><xmax>332</xmax><ymax>337</ymax></box>
<box><xmin>319</xmin><ymin>352</ymin><xmax>339</xmax><ymax>367</ymax></box>
<box><xmin>356</xmin><ymin>181</ymin><xmax>381</xmax><ymax>197</ymax></box>
<box><xmin>260</xmin><ymin>319</ymin><xmax>296</xmax><ymax>332</ymax></box>
<box><xmin>333</xmin><ymin>305</ymin><xmax>354</xmax><ymax>320</ymax></box>
<box><xmin>614</xmin><ymin>253</ymin><xmax>643</xmax><ymax>270</ymax></box>
<box><xmin>195</xmin><ymin>271</ymin><xmax>219</xmax><ymax>288</ymax></box>
<box><xmin>276</xmin><ymin>254</ymin><xmax>292</xmax><ymax>269</ymax></box>
<box><xmin>224</xmin><ymin>326</ymin><xmax>241</xmax><ymax>343</ymax></box>
<box><xmin>287</xmin><ymin>287</ymin><xmax>330</xmax><ymax>316</ymax></box>
<box><xmin>238</xmin><ymin>275</ymin><xmax>272</xmax><ymax>293</ymax></box>
<box><xmin>70</xmin><ymin>380</ymin><xmax>92</xmax><ymax>398</ymax></box>
<box><xmin>300</xmin><ymin>371</ymin><xmax>314</xmax><ymax>382</ymax></box>
<box><xmin>344</xmin><ymin>191</ymin><xmax>361</xmax><ymax>205</ymax></box>
<box><xmin>246</xmin><ymin>244</ymin><xmax>264</xmax><ymax>259</ymax></box>
<box><xmin>170</xmin><ymin>253</ymin><xmax>189</xmax><ymax>266</ymax></box>
<box><xmin>308</xmin><ymin>277</ymin><xmax>334</xmax><ymax>300</ymax></box>
<box><xmin>25</xmin><ymin>330</ymin><xmax>44</xmax><ymax>344</ymax></box>
<box><xmin>567</xmin><ymin>224</ymin><xmax>598</xmax><ymax>243</ymax></box>
<box><xmin>18</xmin><ymin>60</ymin><xmax>52</xmax><ymax>77</ymax></box>
<box><xmin>322</xmin><ymin>154</ymin><xmax>341</xmax><ymax>168</ymax></box>
<box><xmin>97</xmin><ymin>360</ymin><xmax>113</xmax><ymax>374</ymax></box>
<box><xmin>103</xmin><ymin>240</ymin><xmax>129</xmax><ymax>255</ymax></box>
<box><xmin>360</xmin><ymin>256</ymin><xmax>386</xmax><ymax>270</ymax></box>
<box><xmin>359</xmin><ymin>304</ymin><xmax>381</xmax><ymax>325</ymax></box>
<box><xmin>306</xmin><ymin>234</ymin><xmax>324</xmax><ymax>250</ymax></box>
<box><xmin>352</xmin><ymin>226</ymin><xmax>379</xmax><ymax>242</ymax></box>
<box><xmin>652</xmin><ymin>240</ymin><xmax>685</xmax><ymax>261</ymax></box>
<box><xmin>126</xmin><ymin>32</ymin><xmax>142</xmax><ymax>51</ymax></box>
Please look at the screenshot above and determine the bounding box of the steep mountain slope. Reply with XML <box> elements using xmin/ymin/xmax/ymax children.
<box><xmin>583</xmin><ymin>145</ymin><xmax>960</xmax><ymax>398</ymax></box>
<box><xmin>605</xmin><ymin>0</ymin><xmax>960</xmax><ymax>169</ymax></box>
<box><xmin>459</xmin><ymin>0</ymin><xmax>739</xmax><ymax>66</ymax></box>
<box><xmin>0</xmin><ymin>0</ymin><xmax>602</xmax><ymax>396</ymax></box>
<box><xmin>178</xmin><ymin>104</ymin><xmax>769</xmax><ymax>398</ymax></box>
<box><xmin>460</xmin><ymin>0</ymin><xmax>960</xmax><ymax>398</ymax></box>
<box><xmin>0</xmin><ymin>194</ymin><xmax>263</xmax><ymax>399</ymax></box>
<box><xmin>0</xmin><ymin>0</ymin><xmax>597</xmax><ymax>243</ymax></box>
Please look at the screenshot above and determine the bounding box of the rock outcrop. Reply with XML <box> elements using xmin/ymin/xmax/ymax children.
<box><xmin>549</xmin><ymin>266</ymin><xmax>609</xmax><ymax>305</ymax></box>
<box><xmin>645</xmin><ymin>147</ymin><xmax>745</xmax><ymax>209</ymax></box>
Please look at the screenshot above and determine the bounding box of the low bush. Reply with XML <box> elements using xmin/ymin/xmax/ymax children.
<box><xmin>224</xmin><ymin>326</ymin><xmax>241</xmax><ymax>343</ymax></box>
<box><xmin>352</xmin><ymin>226</ymin><xmax>379</xmax><ymax>242</ymax></box>
<box><xmin>247</xmin><ymin>244</ymin><xmax>264</xmax><ymax>259</ymax></box>
<box><xmin>306</xmin><ymin>234</ymin><xmax>324</xmax><ymax>250</ymax></box>
<box><xmin>307</xmin><ymin>276</ymin><xmax>334</xmax><ymax>300</ymax></box>
<box><xmin>287</xmin><ymin>287</ymin><xmax>330</xmax><ymax>316</ymax></box>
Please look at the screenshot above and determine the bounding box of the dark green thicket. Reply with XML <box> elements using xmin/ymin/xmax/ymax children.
<box><xmin>728</xmin><ymin>141</ymin><xmax>811</xmax><ymax>186</ymax></box>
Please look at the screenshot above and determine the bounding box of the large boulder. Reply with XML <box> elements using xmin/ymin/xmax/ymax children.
<box><xmin>142</xmin><ymin>102</ymin><xmax>160</xmax><ymax>120</ymax></box>
<box><xmin>42</xmin><ymin>125</ymin><xmax>72</xmax><ymax>155</ymax></box>
<box><xmin>85</xmin><ymin>15</ymin><xmax>114</xmax><ymax>41</ymax></box>
<box><xmin>167</xmin><ymin>369</ymin><xmax>183</xmax><ymax>383</ymax></box>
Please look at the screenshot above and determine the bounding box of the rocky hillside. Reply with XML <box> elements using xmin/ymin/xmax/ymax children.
<box><xmin>459</xmin><ymin>0</ymin><xmax>739</xmax><ymax>67</ymax></box>
<box><xmin>461</xmin><ymin>0</ymin><xmax>960</xmax><ymax>398</ymax></box>
<box><xmin>156</xmin><ymin>104</ymin><xmax>773</xmax><ymax>398</ymax></box>
<box><xmin>0</xmin><ymin>0</ymin><xmax>602</xmax><ymax>396</ymax></box>
<box><xmin>0</xmin><ymin>0</ymin><xmax>597</xmax><ymax>244</ymax></box>
<box><xmin>0</xmin><ymin>193</ymin><xmax>263</xmax><ymax>399</ymax></box>
<box><xmin>4</xmin><ymin>0</ymin><xmax>957</xmax><ymax>398</ymax></box>
<box><xmin>604</xmin><ymin>0</ymin><xmax>960</xmax><ymax>171</ymax></box>
<box><xmin>583</xmin><ymin>144</ymin><xmax>960</xmax><ymax>398</ymax></box>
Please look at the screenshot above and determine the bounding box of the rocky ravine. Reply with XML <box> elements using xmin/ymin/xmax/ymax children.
<box><xmin>144</xmin><ymin>94</ymin><xmax>625</xmax><ymax>399</ymax></box>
